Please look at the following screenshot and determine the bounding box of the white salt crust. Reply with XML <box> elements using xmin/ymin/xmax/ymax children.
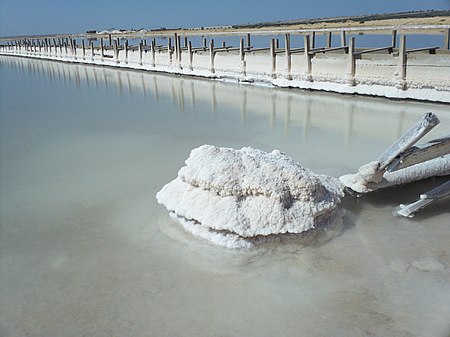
<box><xmin>157</xmin><ymin>145</ymin><xmax>344</xmax><ymax>246</ymax></box>
<box><xmin>340</xmin><ymin>154</ymin><xmax>450</xmax><ymax>193</ymax></box>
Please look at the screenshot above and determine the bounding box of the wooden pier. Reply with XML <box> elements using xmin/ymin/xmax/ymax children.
<box><xmin>1</xmin><ymin>25</ymin><xmax>449</xmax><ymax>102</ymax></box>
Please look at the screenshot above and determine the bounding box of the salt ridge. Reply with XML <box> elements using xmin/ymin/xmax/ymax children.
<box><xmin>156</xmin><ymin>145</ymin><xmax>344</xmax><ymax>246</ymax></box>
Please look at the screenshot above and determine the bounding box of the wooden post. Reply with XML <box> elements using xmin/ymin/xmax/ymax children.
<box><xmin>240</xmin><ymin>38</ymin><xmax>246</xmax><ymax>76</ymax></box>
<box><xmin>304</xmin><ymin>35</ymin><xmax>312</xmax><ymax>80</ymax></box>
<box><xmin>188</xmin><ymin>41</ymin><xmax>193</xmax><ymax>70</ymax></box>
<box><xmin>246</xmin><ymin>33</ymin><xmax>251</xmax><ymax>48</ymax></box>
<box><xmin>168</xmin><ymin>37</ymin><xmax>172</xmax><ymax>64</ymax></box>
<box><xmin>209</xmin><ymin>40</ymin><xmax>215</xmax><ymax>74</ymax></box>
<box><xmin>326</xmin><ymin>32</ymin><xmax>332</xmax><ymax>48</ymax></box>
<box><xmin>310</xmin><ymin>31</ymin><xmax>316</xmax><ymax>49</ymax></box>
<box><xmin>73</xmin><ymin>39</ymin><xmax>77</xmax><ymax>59</ymax></box>
<box><xmin>174</xmin><ymin>33</ymin><xmax>178</xmax><ymax>63</ymax></box>
<box><xmin>100</xmin><ymin>38</ymin><xmax>104</xmax><ymax>61</ymax></box>
<box><xmin>270</xmin><ymin>38</ymin><xmax>276</xmax><ymax>79</ymax></box>
<box><xmin>398</xmin><ymin>35</ymin><xmax>407</xmax><ymax>90</ymax></box>
<box><xmin>177</xmin><ymin>34</ymin><xmax>182</xmax><ymax>66</ymax></box>
<box><xmin>82</xmin><ymin>40</ymin><xmax>85</xmax><ymax>60</ymax></box>
<box><xmin>90</xmin><ymin>42</ymin><xmax>94</xmax><ymax>61</ymax></box>
<box><xmin>222</xmin><ymin>41</ymin><xmax>226</xmax><ymax>48</ymax></box>
<box><xmin>340</xmin><ymin>31</ymin><xmax>347</xmax><ymax>47</ymax></box>
<box><xmin>113</xmin><ymin>40</ymin><xmax>119</xmax><ymax>63</ymax></box>
<box><xmin>348</xmin><ymin>37</ymin><xmax>356</xmax><ymax>85</ymax></box>
<box><xmin>276</xmin><ymin>39</ymin><xmax>279</xmax><ymax>49</ymax></box>
<box><xmin>391</xmin><ymin>30</ymin><xmax>397</xmax><ymax>48</ymax></box>
<box><xmin>138</xmin><ymin>41</ymin><xmax>143</xmax><ymax>65</ymax></box>
<box><xmin>285</xmin><ymin>33</ymin><xmax>291</xmax><ymax>80</ymax></box>
<box><xmin>151</xmin><ymin>40</ymin><xmax>156</xmax><ymax>67</ymax></box>
<box><xmin>108</xmin><ymin>34</ymin><xmax>112</xmax><ymax>46</ymax></box>
<box><xmin>444</xmin><ymin>28</ymin><xmax>450</xmax><ymax>50</ymax></box>
<box><xmin>124</xmin><ymin>40</ymin><xmax>128</xmax><ymax>64</ymax></box>
<box><xmin>184</xmin><ymin>37</ymin><xmax>188</xmax><ymax>48</ymax></box>
<box><xmin>203</xmin><ymin>37</ymin><xmax>207</xmax><ymax>50</ymax></box>
<box><xmin>239</xmin><ymin>38</ymin><xmax>244</xmax><ymax>61</ymax></box>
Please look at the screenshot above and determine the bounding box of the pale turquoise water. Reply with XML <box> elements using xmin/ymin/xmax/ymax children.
<box><xmin>1</xmin><ymin>56</ymin><xmax>449</xmax><ymax>337</ymax></box>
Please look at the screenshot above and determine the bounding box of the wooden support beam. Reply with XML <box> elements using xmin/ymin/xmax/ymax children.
<box><xmin>348</xmin><ymin>37</ymin><xmax>356</xmax><ymax>85</ymax></box>
<box><xmin>270</xmin><ymin>39</ymin><xmax>276</xmax><ymax>79</ymax></box>
<box><xmin>113</xmin><ymin>40</ymin><xmax>119</xmax><ymax>63</ymax></box>
<box><xmin>90</xmin><ymin>42</ymin><xmax>94</xmax><ymax>61</ymax></box>
<box><xmin>285</xmin><ymin>33</ymin><xmax>292</xmax><ymax>80</ymax></box>
<box><xmin>240</xmin><ymin>38</ymin><xmax>246</xmax><ymax>76</ymax></box>
<box><xmin>151</xmin><ymin>40</ymin><xmax>156</xmax><ymax>67</ymax></box>
<box><xmin>310</xmin><ymin>31</ymin><xmax>316</xmax><ymax>49</ymax></box>
<box><xmin>124</xmin><ymin>40</ymin><xmax>128</xmax><ymax>64</ymax></box>
<box><xmin>72</xmin><ymin>39</ymin><xmax>77</xmax><ymax>59</ymax></box>
<box><xmin>326</xmin><ymin>32</ymin><xmax>332</xmax><ymax>48</ymax></box>
<box><xmin>239</xmin><ymin>38</ymin><xmax>244</xmax><ymax>61</ymax></box>
<box><xmin>177</xmin><ymin>34</ymin><xmax>182</xmax><ymax>65</ymax></box>
<box><xmin>100</xmin><ymin>38</ymin><xmax>104</xmax><ymax>61</ymax></box>
<box><xmin>391</xmin><ymin>30</ymin><xmax>397</xmax><ymax>48</ymax></box>
<box><xmin>355</xmin><ymin>46</ymin><xmax>393</xmax><ymax>56</ymax></box>
<box><xmin>82</xmin><ymin>40</ymin><xmax>86</xmax><ymax>59</ymax></box>
<box><xmin>340</xmin><ymin>31</ymin><xmax>347</xmax><ymax>47</ymax></box>
<box><xmin>398</xmin><ymin>35</ymin><xmax>407</xmax><ymax>90</ymax></box>
<box><xmin>209</xmin><ymin>40</ymin><xmax>215</xmax><ymax>74</ymax></box>
<box><xmin>168</xmin><ymin>38</ymin><xmax>172</xmax><ymax>64</ymax></box>
<box><xmin>174</xmin><ymin>33</ymin><xmax>178</xmax><ymax>63</ymax></box>
<box><xmin>444</xmin><ymin>28</ymin><xmax>450</xmax><ymax>50</ymax></box>
<box><xmin>247</xmin><ymin>33</ymin><xmax>251</xmax><ymax>48</ymax></box>
<box><xmin>138</xmin><ymin>41</ymin><xmax>143</xmax><ymax>65</ymax></box>
<box><xmin>188</xmin><ymin>41</ymin><xmax>193</xmax><ymax>70</ymax></box>
<box><xmin>304</xmin><ymin>35</ymin><xmax>311</xmax><ymax>80</ymax></box>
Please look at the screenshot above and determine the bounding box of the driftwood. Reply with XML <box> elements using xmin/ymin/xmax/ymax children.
<box><xmin>397</xmin><ymin>180</ymin><xmax>450</xmax><ymax>217</ymax></box>
<box><xmin>386</xmin><ymin>135</ymin><xmax>450</xmax><ymax>172</ymax></box>
<box><xmin>377</xmin><ymin>112</ymin><xmax>440</xmax><ymax>170</ymax></box>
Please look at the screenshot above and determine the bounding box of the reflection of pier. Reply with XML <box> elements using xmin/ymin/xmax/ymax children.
<box><xmin>2</xmin><ymin>56</ymin><xmax>448</xmax><ymax>148</ymax></box>
<box><xmin>1</xmin><ymin>26</ymin><xmax>449</xmax><ymax>102</ymax></box>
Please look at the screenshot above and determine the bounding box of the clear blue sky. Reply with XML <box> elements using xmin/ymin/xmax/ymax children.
<box><xmin>0</xmin><ymin>0</ymin><xmax>449</xmax><ymax>37</ymax></box>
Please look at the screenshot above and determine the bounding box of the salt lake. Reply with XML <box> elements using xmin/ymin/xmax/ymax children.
<box><xmin>0</xmin><ymin>56</ymin><xmax>449</xmax><ymax>337</ymax></box>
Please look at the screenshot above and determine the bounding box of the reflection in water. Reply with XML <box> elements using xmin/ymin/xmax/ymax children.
<box><xmin>2</xmin><ymin>55</ymin><xmax>449</xmax><ymax>145</ymax></box>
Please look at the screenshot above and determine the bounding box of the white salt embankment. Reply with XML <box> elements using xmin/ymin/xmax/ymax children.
<box><xmin>2</xmin><ymin>28</ymin><xmax>450</xmax><ymax>103</ymax></box>
<box><xmin>156</xmin><ymin>145</ymin><xmax>344</xmax><ymax>248</ymax></box>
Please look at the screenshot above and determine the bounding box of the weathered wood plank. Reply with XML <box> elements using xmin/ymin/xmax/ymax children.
<box><xmin>397</xmin><ymin>179</ymin><xmax>450</xmax><ymax>217</ymax></box>
<box><xmin>377</xmin><ymin>112</ymin><xmax>440</xmax><ymax>170</ymax></box>
<box><xmin>386</xmin><ymin>136</ymin><xmax>450</xmax><ymax>172</ymax></box>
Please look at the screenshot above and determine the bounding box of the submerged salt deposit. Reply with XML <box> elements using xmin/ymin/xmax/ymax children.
<box><xmin>156</xmin><ymin>145</ymin><xmax>344</xmax><ymax>248</ymax></box>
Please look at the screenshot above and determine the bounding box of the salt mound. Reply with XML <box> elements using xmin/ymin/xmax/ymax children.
<box><xmin>156</xmin><ymin>145</ymin><xmax>344</xmax><ymax>247</ymax></box>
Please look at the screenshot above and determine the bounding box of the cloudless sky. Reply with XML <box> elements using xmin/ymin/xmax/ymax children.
<box><xmin>0</xmin><ymin>0</ymin><xmax>449</xmax><ymax>37</ymax></box>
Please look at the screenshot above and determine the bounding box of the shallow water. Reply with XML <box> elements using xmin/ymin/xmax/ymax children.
<box><xmin>0</xmin><ymin>56</ymin><xmax>449</xmax><ymax>337</ymax></box>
